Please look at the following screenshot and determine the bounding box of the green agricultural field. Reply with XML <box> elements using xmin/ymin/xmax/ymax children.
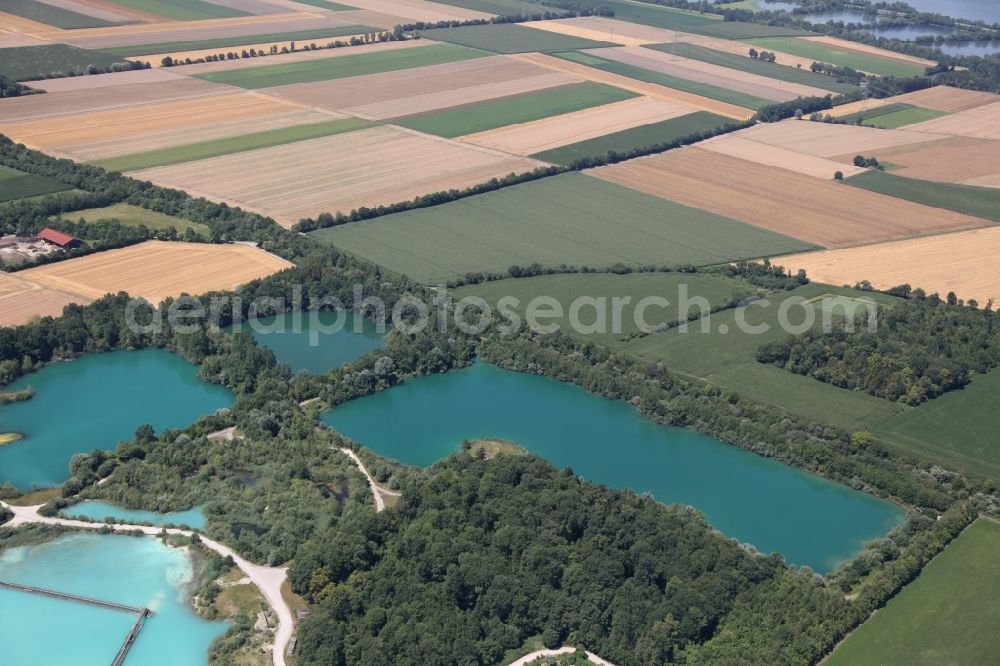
<box><xmin>748</xmin><ymin>37</ymin><xmax>925</xmax><ymax>77</ymax></box>
<box><xmin>92</xmin><ymin>118</ymin><xmax>374</xmax><ymax>172</ymax></box>
<box><xmin>99</xmin><ymin>26</ymin><xmax>379</xmax><ymax>57</ymax></box>
<box><xmin>0</xmin><ymin>44</ymin><xmax>130</xmax><ymax>81</ymax></box>
<box><xmin>52</xmin><ymin>203</ymin><xmax>211</xmax><ymax>237</ymax></box>
<box><xmin>394</xmin><ymin>83</ymin><xmax>637</xmax><ymax>137</ymax></box>
<box><xmin>0</xmin><ymin>0</ymin><xmax>115</xmax><ymax>29</ymax></box>
<box><xmin>874</xmin><ymin>369</ymin><xmax>1000</xmax><ymax>479</ymax></box>
<box><xmin>531</xmin><ymin>111</ymin><xmax>735</xmax><ymax>165</ymax></box>
<box><xmin>0</xmin><ymin>166</ymin><xmax>72</xmax><ymax>204</ymax></box>
<box><xmin>847</xmin><ymin>171</ymin><xmax>1000</xmax><ymax>222</ymax></box>
<box><xmin>645</xmin><ymin>42</ymin><xmax>858</xmax><ymax>94</ymax></box>
<box><xmin>549</xmin><ymin>0</ymin><xmax>723</xmax><ymax>32</ymax></box>
<box><xmin>837</xmin><ymin>102</ymin><xmax>947</xmax><ymax>128</ymax></box>
<box><xmin>290</xmin><ymin>0</ymin><xmax>356</xmax><ymax>10</ymax></box>
<box><xmin>555</xmin><ymin>51</ymin><xmax>771</xmax><ymax>109</ymax></box>
<box><xmin>622</xmin><ymin>283</ymin><xmax>906</xmax><ymax>429</ymax></box>
<box><xmin>827</xmin><ymin>518</ymin><xmax>1000</xmax><ymax>665</ymax></box>
<box><xmin>418</xmin><ymin>23</ymin><xmax>618</xmax><ymax>54</ymax></box>
<box><xmin>311</xmin><ymin>172</ymin><xmax>814</xmax><ymax>283</ymax></box>
<box><xmin>454</xmin><ymin>272</ymin><xmax>756</xmax><ymax>347</ymax></box>
<box><xmin>196</xmin><ymin>43</ymin><xmax>487</xmax><ymax>89</ymax></box>
<box><xmin>102</xmin><ymin>0</ymin><xmax>250</xmax><ymax>20</ymax></box>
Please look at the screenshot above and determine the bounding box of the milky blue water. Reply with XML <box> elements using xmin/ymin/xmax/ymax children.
<box><xmin>63</xmin><ymin>501</ymin><xmax>207</xmax><ymax>530</ymax></box>
<box><xmin>0</xmin><ymin>533</ymin><xmax>227</xmax><ymax>664</ymax></box>
<box><xmin>323</xmin><ymin>363</ymin><xmax>904</xmax><ymax>573</ymax></box>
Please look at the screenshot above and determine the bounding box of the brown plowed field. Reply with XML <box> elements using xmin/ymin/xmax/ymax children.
<box><xmin>458</xmin><ymin>96</ymin><xmax>690</xmax><ymax>155</ymax></box>
<box><xmin>590</xmin><ymin>147</ymin><xmax>993</xmax><ymax>248</ymax></box>
<box><xmin>734</xmin><ymin>119</ymin><xmax>946</xmax><ymax>157</ymax></box>
<box><xmin>588</xmin><ymin>46</ymin><xmax>829</xmax><ymax>101</ymax></box>
<box><xmin>44</xmin><ymin>0</ymin><xmax>159</xmax><ymax>23</ymax></box>
<box><xmin>19</xmin><ymin>241</ymin><xmax>294</xmax><ymax>303</ymax></box>
<box><xmin>265</xmin><ymin>55</ymin><xmax>579</xmax><ymax>119</ymax></box>
<box><xmin>512</xmin><ymin>52</ymin><xmax>753</xmax><ymax>120</ymax></box>
<box><xmin>26</xmin><ymin>68</ymin><xmax>182</xmax><ymax>93</ymax></box>
<box><xmin>325</xmin><ymin>0</ymin><xmax>490</xmax><ymax>22</ymax></box>
<box><xmin>0</xmin><ymin>91</ymin><xmax>303</xmax><ymax>151</ymax></box>
<box><xmin>777</xmin><ymin>227</ymin><xmax>1000</xmax><ymax>305</ymax></box>
<box><xmin>890</xmin><ymin>85</ymin><xmax>999</xmax><ymax>113</ymax></box>
<box><xmin>833</xmin><ymin>136</ymin><xmax>1000</xmax><ymax>185</ymax></box>
<box><xmin>903</xmin><ymin>101</ymin><xmax>1000</xmax><ymax>140</ymax></box>
<box><xmin>0</xmin><ymin>78</ymin><xmax>233</xmax><ymax>123</ymax></box>
<box><xmin>700</xmin><ymin>135</ymin><xmax>866</xmax><ymax>179</ymax></box>
<box><xmin>129</xmin><ymin>125</ymin><xmax>546</xmax><ymax>227</ymax></box>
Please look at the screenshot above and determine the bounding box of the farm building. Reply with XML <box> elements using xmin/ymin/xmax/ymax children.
<box><xmin>38</xmin><ymin>228</ymin><xmax>82</xmax><ymax>249</ymax></box>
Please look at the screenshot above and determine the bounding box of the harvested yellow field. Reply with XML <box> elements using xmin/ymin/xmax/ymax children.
<box><xmin>329</xmin><ymin>0</ymin><xmax>490</xmax><ymax>22</ymax></box>
<box><xmin>890</xmin><ymin>85</ymin><xmax>999</xmax><ymax>113</ymax></box>
<box><xmin>19</xmin><ymin>241</ymin><xmax>294</xmax><ymax>303</ymax></box>
<box><xmin>524</xmin><ymin>16</ymin><xmax>677</xmax><ymax>47</ymax></box>
<box><xmin>174</xmin><ymin>39</ymin><xmax>427</xmax><ymax>75</ymax></box>
<box><xmin>0</xmin><ymin>92</ymin><xmax>303</xmax><ymax>151</ymax></box>
<box><xmin>58</xmin><ymin>108</ymin><xmax>340</xmax><ymax>162</ymax></box>
<box><xmin>458</xmin><ymin>96</ymin><xmax>690</xmax><ymax>155</ymax></box>
<box><xmin>138</xmin><ymin>32</ymin><xmax>374</xmax><ymax>67</ymax></box>
<box><xmin>699</xmin><ymin>135</ymin><xmax>866</xmax><ymax>180</ymax></box>
<box><xmin>903</xmin><ymin>101</ymin><xmax>1000</xmax><ymax>140</ymax></box>
<box><xmin>0</xmin><ymin>273</ymin><xmax>89</xmax><ymax>327</ymax></box>
<box><xmin>512</xmin><ymin>52</ymin><xmax>753</xmax><ymax>120</ymax></box>
<box><xmin>802</xmin><ymin>36</ymin><xmax>936</xmax><ymax>68</ymax></box>
<box><xmin>837</xmin><ymin>136</ymin><xmax>1000</xmax><ymax>185</ymax></box>
<box><xmin>735</xmin><ymin>119</ymin><xmax>946</xmax><ymax>157</ymax></box>
<box><xmin>267</xmin><ymin>55</ymin><xmax>578</xmax><ymax>120</ymax></box>
<box><xmin>778</xmin><ymin>227</ymin><xmax>1000</xmax><ymax>305</ymax></box>
<box><xmin>590</xmin><ymin>147</ymin><xmax>992</xmax><ymax>248</ymax></box>
<box><xmin>24</xmin><ymin>68</ymin><xmax>181</xmax><ymax>93</ymax></box>
<box><xmin>129</xmin><ymin>125</ymin><xmax>546</xmax><ymax>227</ymax></box>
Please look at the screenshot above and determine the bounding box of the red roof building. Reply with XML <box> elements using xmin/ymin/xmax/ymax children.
<box><xmin>38</xmin><ymin>228</ymin><xmax>82</xmax><ymax>249</ymax></box>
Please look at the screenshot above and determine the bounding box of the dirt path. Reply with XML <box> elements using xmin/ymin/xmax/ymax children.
<box><xmin>509</xmin><ymin>647</ymin><xmax>616</xmax><ymax>665</ymax></box>
<box><xmin>1</xmin><ymin>501</ymin><xmax>294</xmax><ymax>666</ymax></box>
<box><xmin>339</xmin><ymin>448</ymin><xmax>400</xmax><ymax>513</ymax></box>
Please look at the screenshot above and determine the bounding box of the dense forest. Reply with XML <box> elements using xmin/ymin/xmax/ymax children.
<box><xmin>757</xmin><ymin>292</ymin><xmax>1000</xmax><ymax>404</ymax></box>
<box><xmin>292</xmin><ymin>452</ymin><xmax>782</xmax><ymax>665</ymax></box>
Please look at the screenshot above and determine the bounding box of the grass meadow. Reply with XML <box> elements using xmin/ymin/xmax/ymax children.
<box><xmin>311</xmin><ymin>172</ymin><xmax>814</xmax><ymax>283</ymax></box>
<box><xmin>454</xmin><ymin>271</ymin><xmax>756</xmax><ymax>347</ymax></box>
<box><xmin>827</xmin><ymin>518</ymin><xmax>1000</xmax><ymax>666</ymax></box>
<box><xmin>875</xmin><ymin>369</ymin><xmax>1000</xmax><ymax>479</ymax></box>
<box><xmin>196</xmin><ymin>43</ymin><xmax>487</xmax><ymax>89</ymax></box>
<box><xmin>395</xmin><ymin>83</ymin><xmax>638</xmax><ymax>137</ymax></box>
<box><xmin>93</xmin><ymin>118</ymin><xmax>375</xmax><ymax>172</ymax></box>
<box><xmin>622</xmin><ymin>284</ymin><xmax>906</xmax><ymax>429</ymax></box>
<box><xmin>0</xmin><ymin>166</ymin><xmax>72</xmax><ymax>204</ymax></box>
<box><xmin>748</xmin><ymin>37</ymin><xmax>924</xmax><ymax>78</ymax></box>
<box><xmin>53</xmin><ymin>203</ymin><xmax>211</xmax><ymax>237</ymax></box>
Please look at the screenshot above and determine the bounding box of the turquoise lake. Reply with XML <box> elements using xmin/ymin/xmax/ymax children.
<box><xmin>235</xmin><ymin>310</ymin><xmax>384</xmax><ymax>374</ymax></box>
<box><xmin>64</xmin><ymin>500</ymin><xmax>207</xmax><ymax>530</ymax></box>
<box><xmin>0</xmin><ymin>349</ymin><xmax>233</xmax><ymax>489</ymax></box>
<box><xmin>0</xmin><ymin>533</ymin><xmax>227</xmax><ymax>664</ymax></box>
<box><xmin>323</xmin><ymin>363</ymin><xmax>904</xmax><ymax>573</ymax></box>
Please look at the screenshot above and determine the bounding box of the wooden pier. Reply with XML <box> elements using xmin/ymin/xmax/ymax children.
<box><xmin>0</xmin><ymin>579</ymin><xmax>153</xmax><ymax>665</ymax></box>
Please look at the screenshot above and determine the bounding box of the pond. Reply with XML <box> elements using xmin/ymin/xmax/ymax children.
<box><xmin>0</xmin><ymin>349</ymin><xmax>233</xmax><ymax>489</ymax></box>
<box><xmin>63</xmin><ymin>500</ymin><xmax>207</xmax><ymax>530</ymax></box>
<box><xmin>0</xmin><ymin>532</ymin><xmax>227</xmax><ymax>664</ymax></box>
<box><xmin>323</xmin><ymin>363</ymin><xmax>904</xmax><ymax>573</ymax></box>
<box><xmin>233</xmin><ymin>310</ymin><xmax>385</xmax><ymax>374</ymax></box>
